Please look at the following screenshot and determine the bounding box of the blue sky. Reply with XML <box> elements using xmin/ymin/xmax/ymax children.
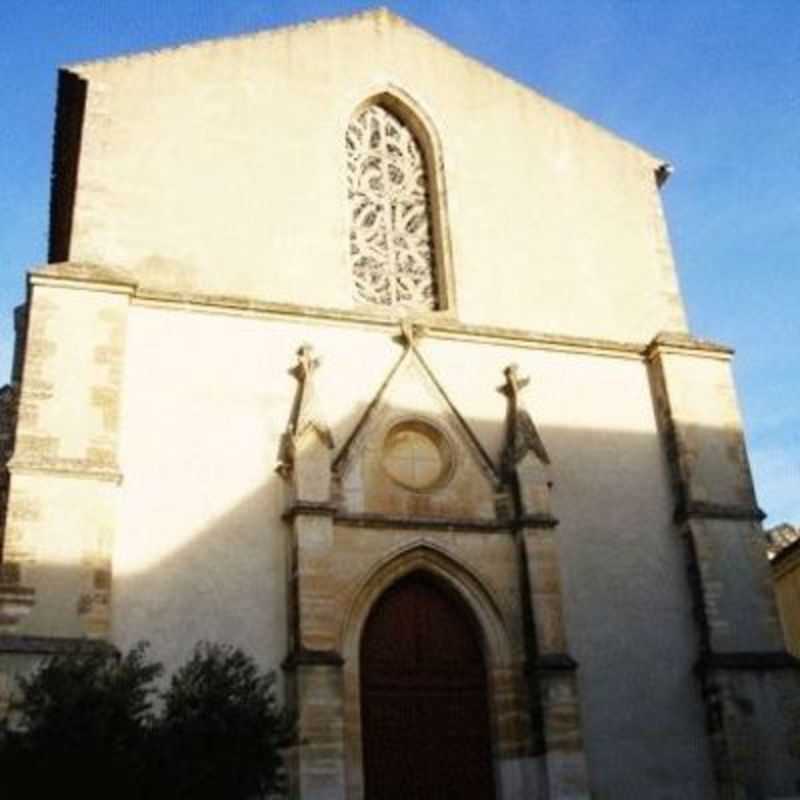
<box><xmin>1</xmin><ymin>1</ymin><xmax>798</xmax><ymax>524</ymax></box>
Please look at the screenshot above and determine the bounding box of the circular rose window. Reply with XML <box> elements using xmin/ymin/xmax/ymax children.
<box><xmin>382</xmin><ymin>420</ymin><xmax>453</xmax><ymax>492</ymax></box>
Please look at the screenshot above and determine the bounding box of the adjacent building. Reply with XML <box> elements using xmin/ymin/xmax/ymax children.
<box><xmin>768</xmin><ymin>524</ymin><xmax>800</xmax><ymax>657</ymax></box>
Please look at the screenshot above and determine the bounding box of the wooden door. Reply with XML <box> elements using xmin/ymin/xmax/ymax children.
<box><xmin>360</xmin><ymin>573</ymin><xmax>496</xmax><ymax>799</ymax></box>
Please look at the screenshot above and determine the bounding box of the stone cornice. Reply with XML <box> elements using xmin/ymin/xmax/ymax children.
<box><xmin>30</xmin><ymin>265</ymin><xmax>737</xmax><ymax>362</ymax></box>
<box><xmin>25</xmin><ymin>266</ymin><xmax>656</xmax><ymax>359</ymax></box>
<box><xmin>8</xmin><ymin>457</ymin><xmax>123</xmax><ymax>484</ymax></box>
<box><xmin>136</xmin><ymin>288</ymin><xmax>649</xmax><ymax>357</ymax></box>
<box><xmin>285</xmin><ymin>506</ymin><xmax>554</xmax><ymax>533</ymax></box>
<box><xmin>527</xmin><ymin>652</ymin><xmax>579</xmax><ymax>673</ymax></box>
<box><xmin>30</xmin><ymin>262</ymin><xmax>136</xmax><ymax>295</ymax></box>
<box><xmin>644</xmin><ymin>331</ymin><xmax>733</xmax><ymax>361</ymax></box>
<box><xmin>282</xmin><ymin>501</ymin><xmax>338</xmax><ymax>521</ymax></box>
<box><xmin>676</xmin><ymin>500</ymin><xmax>766</xmax><ymax>524</ymax></box>
<box><xmin>0</xmin><ymin>634</ymin><xmax>115</xmax><ymax>655</ymax></box>
<box><xmin>282</xmin><ymin>647</ymin><xmax>345</xmax><ymax>671</ymax></box>
<box><xmin>517</xmin><ymin>513</ymin><xmax>560</xmax><ymax>530</ymax></box>
<box><xmin>696</xmin><ymin>650</ymin><xmax>800</xmax><ymax>672</ymax></box>
<box><xmin>334</xmin><ymin>511</ymin><xmax>510</xmax><ymax>533</ymax></box>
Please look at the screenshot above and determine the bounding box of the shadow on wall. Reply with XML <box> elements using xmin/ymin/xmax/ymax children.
<box><xmin>106</xmin><ymin>412</ymin><xmax>694</xmax><ymax>659</ymax></box>
<box><xmin>0</xmin><ymin>393</ymin><xmax>774</xmax><ymax>798</ymax></box>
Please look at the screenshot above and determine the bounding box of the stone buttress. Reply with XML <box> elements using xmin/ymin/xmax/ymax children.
<box><xmin>0</xmin><ymin>263</ymin><xmax>134</xmax><ymax>702</ymax></box>
<box><xmin>647</xmin><ymin>332</ymin><xmax>800</xmax><ymax>798</ymax></box>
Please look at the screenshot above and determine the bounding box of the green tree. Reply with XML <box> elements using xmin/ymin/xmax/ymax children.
<box><xmin>0</xmin><ymin>641</ymin><xmax>292</xmax><ymax>799</ymax></box>
<box><xmin>0</xmin><ymin>642</ymin><xmax>161</xmax><ymax>799</ymax></box>
<box><xmin>157</xmin><ymin>642</ymin><xmax>292</xmax><ymax>799</ymax></box>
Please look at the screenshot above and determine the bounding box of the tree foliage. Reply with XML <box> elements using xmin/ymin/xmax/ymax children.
<box><xmin>159</xmin><ymin>642</ymin><xmax>292</xmax><ymax>798</ymax></box>
<box><xmin>1</xmin><ymin>642</ymin><xmax>160</xmax><ymax>798</ymax></box>
<box><xmin>0</xmin><ymin>641</ymin><xmax>291</xmax><ymax>800</ymax></box>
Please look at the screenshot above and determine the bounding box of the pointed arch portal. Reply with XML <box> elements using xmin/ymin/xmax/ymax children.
<box><xmin>359</xmin><ymin>572</ymin><xmax>496</xmax><ymax>799</ymax></box>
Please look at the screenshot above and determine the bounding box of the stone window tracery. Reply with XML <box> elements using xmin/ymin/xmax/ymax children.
<box><xmin>346</xmin><ymin>103</ymin><xmax>439</xmax><ymax>311</ymax></box>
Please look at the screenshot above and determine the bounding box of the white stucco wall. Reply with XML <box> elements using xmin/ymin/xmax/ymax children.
<box><xmin>66</xmin><ymin>9</ymin><xmax>686</xmax><ymax>343</ymax></box>
<box><xmin>111</xmin><ymin>303</ymin><xmax>714</xmax><ymax>796</ymax></box>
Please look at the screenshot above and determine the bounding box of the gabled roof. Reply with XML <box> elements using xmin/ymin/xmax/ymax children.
<box><xmin>67</xmin><ymin>7</ymin><xmax>665</xmax><ymax>166</ymax></box>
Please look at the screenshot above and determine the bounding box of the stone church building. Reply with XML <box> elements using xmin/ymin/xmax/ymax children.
<box><xmin>0</xmin><ymin>8</ymin><xmax>798</xmax><ymax>798</ymax></box>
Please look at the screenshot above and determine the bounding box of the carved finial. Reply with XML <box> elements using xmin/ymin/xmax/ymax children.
<box><xmin>500</xmin><ymin>364</ymin><xmax>550</xmax><ymax>470</ymax></box>
<box><xmin>277</xmin><ymin>344</ymin><xmax>334</xmax><ymax>477</ymax></box>
<box><xmin>502</xmin><ymin>364</ymin><xmax>530</xmax><ymax>397</ymax></box>
<box><xmin>396</xmin><ymin>319</ymin><xmax>427</xmax><ymax>349</ymax></box>
<box><xmin>293</xmin><ymin>343</ymin><xmax>319</xmax><ymax>382</ymax></box>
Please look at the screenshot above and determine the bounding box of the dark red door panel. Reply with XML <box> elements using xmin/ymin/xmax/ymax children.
<box><xmin>361</xmin><ymin>574</ymin><xmax>496</xmax><ymax>799</ymax></box>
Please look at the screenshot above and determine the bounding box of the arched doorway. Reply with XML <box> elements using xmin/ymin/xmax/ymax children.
<box><xmin>360</xmin><ymin>572</ymin><xmax>496</xmax><ymax>799</ymax></box>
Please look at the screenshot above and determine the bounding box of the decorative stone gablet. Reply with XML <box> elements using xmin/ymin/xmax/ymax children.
<box><xmin>331</xmin><ymin>321</ymin><xmax>504</xmax><ymax>523</ymax></box>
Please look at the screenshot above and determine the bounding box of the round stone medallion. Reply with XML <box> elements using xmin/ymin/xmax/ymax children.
<box><xmin>381</xmin><ymin>420</ymin><xmax>453</xmax><ymax>492</ymax></box>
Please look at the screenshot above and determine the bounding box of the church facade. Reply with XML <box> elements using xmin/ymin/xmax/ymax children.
<box><xmin>1</xmin><ymin>9</ymin><xmax>798</xmax><ymax>798</ymax></box>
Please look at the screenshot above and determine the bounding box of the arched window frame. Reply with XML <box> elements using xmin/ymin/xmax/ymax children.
<box><xmin>345</xmin><ymin>87</ymin><xmax>455</xmax><ymax>317</ymax></box>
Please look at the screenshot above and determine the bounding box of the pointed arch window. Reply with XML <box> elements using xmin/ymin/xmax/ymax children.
<box><xmin>346</xmin><ymin>103</ymin><xmax>440</xmax><ymax>311</ymax></box>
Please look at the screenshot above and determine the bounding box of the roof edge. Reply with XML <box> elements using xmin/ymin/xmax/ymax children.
<box><xmin>65</xmin><ymin>6</ymin><xmax>668</xmax><ymax>165</ymax></box>
<box><xmin>66</xmin><ymin>7</ymin><xmax>395</xmax><ymax>72</ymax></box>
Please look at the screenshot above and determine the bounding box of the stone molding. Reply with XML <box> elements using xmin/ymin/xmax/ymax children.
<box><xmin>31</xmin><ymin>266</ymin><xmax>743</xmax><ymax>365</ymax></box>
<box><xmin>675</xmin><ymin>500</ymin><xmax>766</xmax><ymax>524</ymax></box>
<box><xmin>7</xmin><ymin>457</ymin><xmax>122</xmax><ymax>484</ymax></box>
<box><xmin>282</xmin><ymin>647</ymin><xmax>345</xmax><ymax>671</ymax></box>
<box><xmin>333</xmin><ymin>511</ymin><xmax>509</xmax><ymax>532</ymax></box>
<box><xmin>136</xmin><ymin>288</ymin><xmax>646</xmax><ymax>358</ymax></box>
<box><xmin>517</xmin><ymin>513</ymin><xmax>560</xmax><ymax>529</ymax></box>
<box><xmin>30</xmin><ymin>266</ymin><xmax>136</xmax><ymax>296</ymax></box>
<box><xmin>528</xmin><ymin>652</ymin><xmax>579</xmax><ymax>673</ymax></box>
<box><xmin>0</xmin><ymin>584</ymin><xmax>34</xmax><ymax>600</ymax></box>
<box><xmin>0</xmin><ymin>634</ymin><xmax>115</xmax><ymax>655</ymax></box>
<box><xmin>0</xmin><ymin>589</ymin><xmax>35</xmax><ymax>630</ymax></box>
<box><xmin>28</xmin><ymin>263</ymin><xmax>723</xmax><ymax>360</ymax></box>
<box><xmin>644</xmin><ymin>331</ymin><xmax>733</xmax><ymax>360</ymax></box>
<box><xmin>696</xmin><ymin>650</ymin><xmax>800</xmax><ymax>672</ymax></box>
<box><xmin>282</xmin><ymin>501</ymin><xmax>338</xmax><ymax>521</ymax></box>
